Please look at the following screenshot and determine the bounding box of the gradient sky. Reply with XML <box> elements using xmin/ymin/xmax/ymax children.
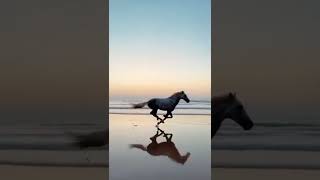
<box><xmin>213</xmin><ymin>0</ymin><xmax>320</xmax><ymax>123</ymax></box>
<box><xmin>110</xmin><ymin>0</ymin><xmax>211</xmax><ymax>98</ymax></box>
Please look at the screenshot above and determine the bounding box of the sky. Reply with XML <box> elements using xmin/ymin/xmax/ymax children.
<box><xmin>213</xmin><ymin>0</ymin><xmax>320</xmax><ymax>123</ymax></box>
<box><xmin>109</xmin><ymin>0</ymin><xmax>211</xmax><ymax>99</ymax></box>
<box><xmin>0</xmin><ymin>0</ymin><xmax>108</xmax><ymax>124</ymax></box>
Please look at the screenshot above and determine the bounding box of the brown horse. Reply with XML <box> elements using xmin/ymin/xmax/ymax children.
<box><xmin>130</xmin><ymin>127</ymin><xmax>190</xmax><ymax>165</ymax></box>
<box><xmin>212</xmin><ymin>93</ymin><xmax>254</xmax><ymax>138</ymax></box>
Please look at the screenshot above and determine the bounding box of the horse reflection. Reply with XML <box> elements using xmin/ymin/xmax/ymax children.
<box><xmin>130</xmin><ymin>128</ymin><xmax>190</xmax><ymax>165</ymax></box>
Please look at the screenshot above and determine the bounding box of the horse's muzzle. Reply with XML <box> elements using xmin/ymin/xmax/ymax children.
<box><xmin>243</xmin><ymin>121</ymin><xmax>254</xmax><ymax>130</ymax></box>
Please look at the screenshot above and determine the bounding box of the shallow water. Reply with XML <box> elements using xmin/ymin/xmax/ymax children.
<box><xmin>213</xmin><ymin>121</ymin><xmax>320</xmax><ymax>151</ymax></box>
<box><xmin>212</xmin><ymin>121</ymin><xmax>320</xmax><ymax>170</ymax></box>
<box><xmin>109</xmin><ymin>114</ymin><xmax>211</xmax><ymax>180</ymax></box>
<box><xmin>0</xmin><ymin>122</ymin><xmax>107</xmax><ymax>166</ymax></box>
<box><xmin>109</xmin><ymin>99</ymin><xmax>211</xmax><ymax>115</ymax></box>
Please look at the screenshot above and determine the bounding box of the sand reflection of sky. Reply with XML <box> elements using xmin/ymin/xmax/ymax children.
<box><xmin>110</xmin><ymin>114</ymin><xmax>210</xmax><ymax>180</ymax></box>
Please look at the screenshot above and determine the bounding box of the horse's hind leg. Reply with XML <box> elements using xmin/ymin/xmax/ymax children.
<box><xmin>150</xmin><ymin>109</ymin><xmax>162</xmax><ymax>121</ymax></box>
<box><xmin>164</xmin><ymin>133</ymin><xmax>173</xmax><ymax>142</ymax></box>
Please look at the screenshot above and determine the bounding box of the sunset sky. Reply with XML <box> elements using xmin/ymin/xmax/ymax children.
<box><xmin>109</xmin><ymin>0</ymin><xmax>211</xmax><ymax>99</ymax></box>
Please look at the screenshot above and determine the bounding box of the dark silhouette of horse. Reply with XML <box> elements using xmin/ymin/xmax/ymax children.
<box><xmin>133</xmin><ymin>91</ymin><xmax>190</xmax><ymax>125</ymax></box>
<box><xmin>72</xmin><ymin>129</ymin><xmax>108</xmax><ymax>148</ymax></box>
<box><xmin>212</xmin><ymin>93</ymin><xmax>253</xmax><ymax>138</ymax></box>
<box><xmin>69</xmin><ymin>129</ymin><xmax>108</xmax><ymax>162</ymax></box>
<box><xmin>130</xmin><ymin>127</ymin><xmax>190</xmax><ymax>165</ymax></box>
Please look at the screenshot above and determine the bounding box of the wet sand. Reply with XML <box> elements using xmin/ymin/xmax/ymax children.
<box><xmin>212</xmin><ymin>150</ymin><xmax>320</xmax><ymax>180</ymax></box>
<box><xmin>109</xmin><ymin>114</ymin><xmax>211</xmax><ymax>180</ymax></box>
<box><xmin>0</xmin><ymin>165</ymin><xmax>108</xmax><ymax>180</ymax></box>
<box><xmin>3</xmin><ymin>166</ymin><xmax>320</xmax><ymax>180</ymax></box>
<box><xmin>212</xmin><ymin>150</ymin><xmax>320</xmax><ymax>169</ymax></box>
<box><xmin>0</xmin><ymin>147</ymin><xmax>108</xmax><ymax>179</ymax></box>
<box><xmin>213</xmin><ymin>168</ymin><xmax>320</xmax><ymax>180</ymax></box>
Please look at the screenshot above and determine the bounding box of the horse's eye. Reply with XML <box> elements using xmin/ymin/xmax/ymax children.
<box><xmin>238</xmin><ymin>105</ymin><xmax>243</xmax><ymax>110</ymax></box>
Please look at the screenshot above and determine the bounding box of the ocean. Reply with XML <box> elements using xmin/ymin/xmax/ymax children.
<box><xmin>109</xmin><ymin>98</ymin><xmax>211</xmax><ymax>115</ymax></box>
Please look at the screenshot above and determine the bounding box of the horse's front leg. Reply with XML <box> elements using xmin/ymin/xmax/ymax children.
<box><xmin>156</xmin><ymin>128</ymin><xmax>164</xmax><ymax>136</ymax></box>
<box><xmin>159</xmin><ymin>111</ymin><xmax>171</xmax><ymax>124</ymax></box>
<box><xmin>162</xmin><ymin>111</ymin><xmax>173</xmax><ymax>121</ymax></box>
<box><xmin>157</xmin><ymin>127</ymin><xmax>165</xmax><ymax>134</ymax></box>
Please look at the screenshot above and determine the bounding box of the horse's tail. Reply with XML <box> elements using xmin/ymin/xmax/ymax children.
<box><xmin>129</xmin><ymin>144</ymin><xmax>147</xmax><ymax>151</ymax></box>
<box><xmin>64</xmin><ymin>131</ymin><xmax>86</xmax><ymax>148</ymax></box>
<box><xmin>132</xmin><ymin>101</ymin><xmax>148</xmax><ymax>108</ymax></box>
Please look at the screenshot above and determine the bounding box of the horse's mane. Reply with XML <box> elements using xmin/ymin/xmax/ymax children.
<box><xmin>212</xmin><ymin>93</ymin><xmax>235</xmax><ymax>104</ymax></box>
<box><xmin>169</xmin><ymin>91</ymin><xmax>182</xmax><ymax>98</ymax></box>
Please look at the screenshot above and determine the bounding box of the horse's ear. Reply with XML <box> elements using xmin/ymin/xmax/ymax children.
<box><xmin>181</xmin><ymin>91</ymin><xmax>185</xmax><ymax>94</ymax></box>
<box><xmin>233</xmin><ymin>92</ymin><xmax>236</xmax><ymax>97</ymax></box>
<box><xmin>229</xmin><ymin>92</ymin><xmax>234</xmax><ymax>99</ymax></box>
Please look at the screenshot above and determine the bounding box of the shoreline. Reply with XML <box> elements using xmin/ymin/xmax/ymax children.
<box><xmin>212</xmin><ymin>150</ymin><xmax>320</xmax><ymax>170</ymax></box>
<box><xmin>213</xmin><ymin>168</ymin><xmax>320</xmax><ymax>180</ymax></box>
<box><xmin>109</xmin><ymin>112</ymin><xmax>211</xmax><ymax>116</ymax></box>
<box><xmin>0</xmin><ymin>165</ymin><xmax>107</xmax><ymax>180</ymax></box>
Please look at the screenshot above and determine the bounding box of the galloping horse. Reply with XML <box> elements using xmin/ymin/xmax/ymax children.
<box><xmin>212</xmin><ymin>93</ymin><xmax>254</xmax><ymax>138</ymax></box>
<box><xmin>72</xmin><ymin>129</ymin><xmax>108</xmax><ymax>148</ymax></box>
<box><xmin>133</xmin><ymin>91</ymin><xmax>190</xmax><ymax>125</ymax></box>
<box><xmin>130</xmin><ymin>127</ymin><xmax>190</xmax><ymax>164</ymax></box>
<box><xmin>69</xmin><ymin>129</ymin><xmax>108</xmax><ymax>162</ymax></box>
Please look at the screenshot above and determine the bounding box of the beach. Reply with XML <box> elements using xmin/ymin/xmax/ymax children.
<box><xmin>213</xmin><ymin>168</ymin><xmax>320</xmax><ymax>180</ymax></box>
<box><xmin>212</xmin><ymin>150</ymin><xmax>320</xmax><ymax>180</ymax></box>
<box><xmin>0</xmin><ymin>149</ymin><xmax>108</xmax><ymax>180</ymax></box>
<box><xmin>0</xmin><ymin>165</ymin><xmax>108</xmax><ymax>180</ymax></box>
<box><xmin>109</xmin><ymin>99</ymin><xmax>211</xmax><ymax>180</ymax></box>
<box><xmin>3</xmin><ymin>100</ymin><xmax>320</xmax><ymax>179</ymax></box>
<box><xmin>109</xmin><ymin>114</ymin><xmax>211</xmax><ymax>180</ymax></box>
<box><xmin>0</xmin><ymin>120</ymin><xmax>108</xmax><ymax>179</ymax></box>
<box><xmin>3</xmin><ymin>166</ymin><xmax>320</xmax><ymax>180</ymax></box>
<box><xmin>211</xmin><ymin>120</ymin><xmax>320</xmax><ymax>179</ymax></box>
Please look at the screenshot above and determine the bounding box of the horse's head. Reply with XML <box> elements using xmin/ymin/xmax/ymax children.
<box><xmin>225</xmin><ymin>93</ymin><xmax>253</xmax><ymax>130</ymax></box>
<box><xmin>179</xmin><ymin>91</ymin><xmax>190</xmax><ymax>103</ymax></box>
<box><xmin>180</xmin><ymin>152</ymin><xmax>191</xmax><ymax>165</ymax></box>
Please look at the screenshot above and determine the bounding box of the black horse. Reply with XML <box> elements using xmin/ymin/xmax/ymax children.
<box><xmin>133</xmin><ymin>91</ymin><xmax>190</xmax><ymax>125</ymax></box>
<box><xmin>212</xmin><ymin>93</ymin><xmax>254</xmax><ymax>138</ymax></box>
